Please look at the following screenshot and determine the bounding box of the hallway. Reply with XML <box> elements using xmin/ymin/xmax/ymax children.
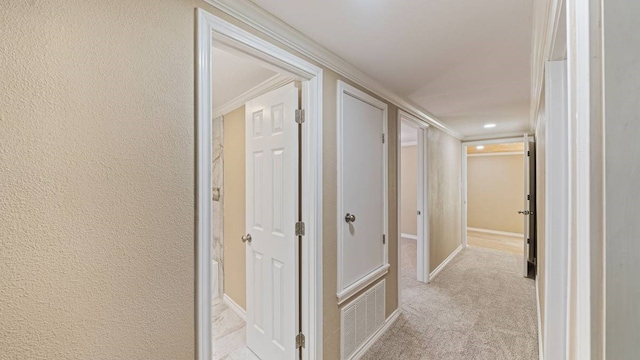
<box><xmin>363</xmin><ymin>239</ymin><xmax>538</xmax><ymax>359</ymax></box>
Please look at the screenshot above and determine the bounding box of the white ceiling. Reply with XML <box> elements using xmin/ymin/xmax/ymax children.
<box><xmin>250</xmin><ymin>0</ymin><xmax>534</xmax><ymax>138</ymax></box>
<box><xmin>211</xmin><ymin>47</ymin><xmax>277</xmax><ymax>109</ymax></box>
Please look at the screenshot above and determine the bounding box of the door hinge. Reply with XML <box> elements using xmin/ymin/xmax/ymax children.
<box><xmin>382</xmin><ymin>134</ymin><xmax>385</xmax><ymax>144</ymax></box>
<box><xmin>527</xmin><ymin>150</ymin><xmax>530</xmax><ymax>156</ymax></box>
<box><xmin>383</xmin><ymin>234</ymin><xmax>386</xmax><ymax>244</ymax></box>
<box><xmin>295</xmin><ymin>109</ymin><xmax>305</xmax><ymax>124</ymax></box>
<box><xmin>296</xmin><ymin>332</ymin><xmax>306</xmax><ymax>349</ymax></box>
<box><xmin>527</xmin><ymin>194</ymin><xmax>530</xmax><ymax>200</ymax></box>
<box><xmin>295</xmin><ymin>221</ymin><xmax>305</xmax><ymax>236</ymax></box>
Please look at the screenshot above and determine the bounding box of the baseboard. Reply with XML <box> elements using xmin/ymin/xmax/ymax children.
<box><xmin>428</xmin><ymin>244</ymin><xmax>463</xmax><ymax>282</ymax></box>
<box><xmin>400</xmin><ymin>233</ymin><xmax>418</xmax><ymax>240</ymax></box>
<box><xmin>223</xmin><ymin>294</ymin><xmax>246</xmax><ymax>322</ymax></box>
<box><xmin>536</xmin><ymin>278</ymin><xmax>544</xmax><ymax>360</ymax></box>
<box><xmin>467</xmin><ymin>227</ymin><xmax>524</xmax><ymax>238</ymax></box>
<box><xmin>351</xmin><ymin>309</ymin><xmax>401</xmax><ymax>360</ymax></box>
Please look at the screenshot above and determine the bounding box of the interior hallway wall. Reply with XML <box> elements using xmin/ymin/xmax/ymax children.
<box><xmin>467</xmin><ymin>154</ymin><xmax>525</xmax><ymax>234</ymax></box>
<box><xmin>603</xmin><ymin>1</ymin><xmax>640</xmax><ymax>356</ymax></box>
<box><xmin>428</xmin><ymin>130</ymin><xmax>462</xmax><ymax>272</ymax></box>
<box><xmin>401</xmin><ymin>145</ymin><xmax>418</xmax><ymax>236</ymax></box>
<box><xmin>0</xmin><ymin>1</ymin><xmax>219</xmax><ymax>358</ymax></box>
<box><xmin>535</xmin><ymin>110</ymin><xmax>547</xmax><ymax>345</ymax></box>
<box><xmin>222</xmin><ymin>105</ymin><xmax>246</xmax><ymax>309</ymax></box>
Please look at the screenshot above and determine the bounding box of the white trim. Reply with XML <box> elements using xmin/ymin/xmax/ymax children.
<box><xmin>530</xmin><ymin>0</ymin><xmax>565</xmax><ymax>131</ymax></box>
<box><xmin>462</xmin><ymin>137</ymin><xmax>526</xmax><ymax>146</ymax></box>
<box><xmin>428</xmin><ymin>244</ymin><xmax>463</xmax><ymax>282</ymax></box>
<box><xmin>536</xmin><ymin>278</ymin><xmax>544</xmax><ymax>360</ymax></box>
<box><xmin>400</xmin><ymin>233</ymin><xmax>418</xmax><ymax>240</ymax></box>
<box><xmin>349</xmin><ymin>309</ymin><xmax>401</xmax><ymax>360</ymax></box>
<box><xmin>467</xmin><ymin>227</ymin><xmax>524</xmax><ymax>238</ymax></box>
<box><xmin>401</xmin><ymin>141</ymin><xmax>417</xmax><ymax>147</ymax></box>
<box><xmin>223</xmin><ymin>294</ymin><xmax>247</xmax><ymax>322</ymax></box>
<box><xmin>212</xmin><ymin>73</ymin><xmax>292</xmax><ymax>119</ymax></box>
<box><xmin>464</xmin><ymin>131</ymin><xmax>534</xmax><ymax>142</ymax></box>
<box><xmin>336</xmin><ymin>264</ymin><xmax>390</xmax><ymax>305</ymax></box>
<box><xmin>204</xmin><ymin>0</ymin><xmax>463</xmax><ymax>140</ymax></box>
<box><xmin>543</xmin><ymin>60</ymin><xmax>569</xmax><ymax>360</ymax></box>
<box><xmin>467</xmin><ymin>151</ymin><xmax>523</xmax><ymax>157</ymax></box>
<box><xmin>336</xmin><ymin>80</ymin><xmax>389</xmax><ymax>305</ymax></box>
<box><xmin>398</xmin><ymin>110</ymin><xmax>430</xmax><ymax>284</ymax></box>
<box><xmin>197</xmin><ymin>9</ymin><xmax>324</xmax><ymax>360</ymax></box>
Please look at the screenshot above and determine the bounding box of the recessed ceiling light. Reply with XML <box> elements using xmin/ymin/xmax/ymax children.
<box><xmin>484</xmin><ymin>123</ymin><xmax>496</xmax><ymax>128</ymax></box>
<box><xmin>476</xmin><ymin>145</ymin><xmax>485</xmax><ymax>150</ymax></box>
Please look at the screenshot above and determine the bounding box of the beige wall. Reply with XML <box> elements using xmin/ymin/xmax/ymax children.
<box><xmin>0</xmin><ymin>1</ymin><xmax>213</xmax><ymax>358</ymax></box>
<box><xmin>222</xmin><ymin>106</ymin><xmax>246</xmax><ymax>309</ymax></box>
<box><xmin>467</xmin><ymin>155</ymin><xmax>525</xmax><ymax>234</ymax></box>
<box><xmin>401</xmin><ymin>145</ymin><xmax>418</xmax><ymax>236</ymax></box>
<box><xmin>427</xmin><ymin>129</ymin><xmax>462</xmax><ymax>272</ymax></box>
<box><xmin>321</xmin><ymin>71</ymin><xmax>400</xmax><ymax>360</ymax></box>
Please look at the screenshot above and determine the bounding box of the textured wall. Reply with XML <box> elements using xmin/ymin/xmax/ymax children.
<box><xmin>222</xmin><ymin>106</ymin><xmax>246</xmax><ymax>309</ymax></box>
<box><xmin>321</xmin><ymin>71</ymin><xmax>399</xmax><ymax>360</ymax></box>
<box><xmin>428</xmin><ymin>129</ymin><xmax>462</xmax><ymax>271</ymax></box>
<box><xmin>401</xmin><ymin>145</ymin><xmax>418</xmax><ymax>236</ymax></box>
<box><xmin>467</xmin><ymin>155</ymin><xmax>525</xmax><ymax>234</ymax></box>
<box><xmin>0</xmin><ymin>1</ymin><xmax>207</xmax><ymax>358</ymax></box>
<box><xmin>604</xmin><ymin>0</ymin><xmax>640</xmax><ymax>356</ymax></box>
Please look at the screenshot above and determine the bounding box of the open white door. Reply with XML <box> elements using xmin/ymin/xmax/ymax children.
<box><xmin>245</xmin><ymin>83</ymin><xmax>298</xmax><ymax>359</ymax></box>
<box><xmin>522</xmin><ymin>134</ymin><xmax>537</xmax><ymax>278</ymax></box>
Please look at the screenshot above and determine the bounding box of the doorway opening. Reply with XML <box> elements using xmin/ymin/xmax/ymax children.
<box><xmin>196</xmin><ymin>9</ymin><xmax>323</xmax><ymax>360</ymax></box>
<box><xmin>462</xmin><ymin>137</ymin><xmax>536</xmax><ymax>278</ymax></box>
<box><xmin>397</xmin><ymin>110</ymin><xmax>429</xmax><ymax>296</ymax></box>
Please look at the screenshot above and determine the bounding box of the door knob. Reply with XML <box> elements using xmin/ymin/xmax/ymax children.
<box><xmin>518</xmin><ymin>210</ymin><xmax>531</xmax><ymax>215</ymax></box>
<box><xmin>345</xmin><ymin>213</ymin><xmax>356</xmax><ymax>223</ymax></box>
<box><xmin>241</xmin><ymin>234</ymin><xmax>252</xmax><ymax>243</ymax></box>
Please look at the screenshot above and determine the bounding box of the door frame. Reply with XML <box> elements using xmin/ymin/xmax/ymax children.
<box><xmin>461</xmin><ymin>137</ymin><xmax>529</xmax><ymax>250</ymax></box>
<box><xmin>196</xmin><ymin>8</ymin><xmax>324</xmax><ymax>360</ymax></box>
<box><xmin>397</xmin><ymin>110</ymin><xmax>430</xmax><ymax>284</ymax></box>
<box><xmin>335</xmin><ymin>80</ymin><xmax>389</xmax><ymax>304</ymax></box>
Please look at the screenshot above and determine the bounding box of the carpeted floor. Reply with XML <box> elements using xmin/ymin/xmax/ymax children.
<box><xmin>362</xmin><ymin>239</ymin><xmax>539</xmax><ymax>360</ymax></box>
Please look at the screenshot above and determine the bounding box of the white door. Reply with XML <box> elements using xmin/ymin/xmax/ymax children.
<box><xmin>522</xmin><ymin>134</ymin><xmax>536</xmax><ymax>277</ymax></box>
<box><xmin>338</xmin><ymin>85</ymin><xmax>388</xmax><ymax>296</ymax></box>
<box><xmin>245</xmin><ymin>83</ymin><xmax>298</xmax><ymax>359</ymax></box>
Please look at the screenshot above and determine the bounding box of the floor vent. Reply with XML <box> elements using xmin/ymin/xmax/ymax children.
<box><xmin>341</xmin><ymin>279</ymin><xmax>385</xmax><ymax>359</ymax></box>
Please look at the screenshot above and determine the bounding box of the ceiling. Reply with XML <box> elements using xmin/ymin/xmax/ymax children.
<box><xmin>250</xmin><ymin>0</ymin><xmax>534</xmax><ymax>138</ymax></box>
<box><xmin>211</xmin><ymin>46</ymin><xmax>277</xmax><ymax>109</ymax></box>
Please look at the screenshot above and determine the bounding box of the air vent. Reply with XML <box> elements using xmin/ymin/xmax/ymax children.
<box><xmin>340</xmin><ymin>280</ymin><xmax>386</xmax><ymax>359</ymax></box>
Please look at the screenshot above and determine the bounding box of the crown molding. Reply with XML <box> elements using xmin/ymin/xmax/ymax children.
<box><xmin>530</xmin><ymin>0</ymin><xmax>565</xmax><ymax>132</ymax></box>
<box><xmin>204</xmin><ymin>0</ymin><xmax>463</xmax><ymax>140</ymax></box>
<box><xmin>212</xmin><ymin>74</ymin><xmax>292</xmax><ymax>119</ymax></box>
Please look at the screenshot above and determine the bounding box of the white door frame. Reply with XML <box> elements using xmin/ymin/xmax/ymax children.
<box><xmin>397</xmin><ymin>110</ymin><xmax>430</xmax><ymax>284</ymax></box>
<box><xmin>196</xmin><ymin>8</ymin><xmax>324</xmax><ymax>360</ymax></box>
<box><xmin>461</xmin><ymin>137</ymin><xmax>528</xmax><ymax>249</ymax></box>
<box><xmin>335</xmin><ymin>81</ymin><xmax>389</xmax><ymax>304</ymax></box>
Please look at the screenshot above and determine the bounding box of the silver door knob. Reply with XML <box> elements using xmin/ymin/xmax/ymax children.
<box><xmin>518</xmin><ymin>210</ymin><xmax>531</xmax><ymax>215</ymax></box>
<box><xmin>241</xmin><ymin>234</ymin><xmax>252</xmax><ymax>243</ymax></box>
<box><xmin>345</xmin><ymin>213</ymin><xmax>356</xmax><ymax>223</ymax></box>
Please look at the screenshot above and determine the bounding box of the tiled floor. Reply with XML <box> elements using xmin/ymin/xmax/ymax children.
<box><xmin>212</xmin><ymin>297</ymin><xmax>259</xmax><ymax>360</ymax></box>
<box><xmin>467</xmin><ymin>229</ymin><xmax>524</xmax><ymax>254</ymax></box>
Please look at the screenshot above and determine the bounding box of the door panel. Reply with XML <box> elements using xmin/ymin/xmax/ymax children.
<box><xmin>339</xmin><ymin>90</ymin><xmax>387</xmax><ymax>292</ymax></box>
<box><xmin>245</xmin><ymin>83</ymin><xmax>298</xmax><ymax>359</ymax></box>
<box><xmin>523</xmin><ymin>134</ymin><xmax>537</xmax><ymax>278</ymax></box>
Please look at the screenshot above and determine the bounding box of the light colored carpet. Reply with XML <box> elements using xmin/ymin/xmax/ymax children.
<box><xmin>363</xmin><ymin>239</ymin><xmax>538</xmax><ymax>360</ymax></box>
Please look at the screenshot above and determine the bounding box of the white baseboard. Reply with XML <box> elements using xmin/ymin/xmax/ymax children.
<box><xmin>467</xmin><ymin>227</ymin><xmax>524</xmax><ymax>238</ymax></box>
<box><xmin>536</xmin><ymin>278</ymin><xmax>544</xmax><ymax>360</ymax></box>
<box><xmin>400</xmin><ymin>233</ymin><xmax>418</xmax><ymax>240</ymax></box>
<box><xmin>351</xmin><ymin>309</ymin><xmax>401</xmax><ymax>360</ymax></box>
<box><xmin>223</xmin><ymin>294</ymin><xmax>246</xmax><ymax>322</ymax></box>
<box><xmin>428</xmin><ymin>244</ymin><xmax>463</xmax><ymax>282</ymax></box>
